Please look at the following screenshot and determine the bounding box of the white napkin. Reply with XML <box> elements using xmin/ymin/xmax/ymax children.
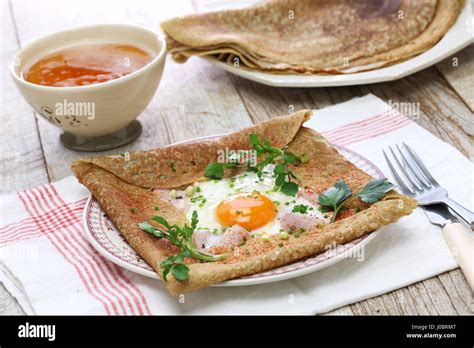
<box><xmin>1</xmin><ymin>94</ymin><xmax>471</xmax><ymax>314</ymax></box>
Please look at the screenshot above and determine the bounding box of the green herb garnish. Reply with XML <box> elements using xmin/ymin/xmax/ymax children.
<box><xmin>138</xmin><ymin>211</ymin><xmax>226</xmax><ymax>281</ymax></box>
<box><xmin>248</xmin><ymin>134</ymin><xmax>301</xmax><ymax>196</ymax></box>
<box><xmin>203</xmin><ymin>134</ymin><xmax>305</xmax><ymax>196</ymax></box>
<box><xmin>292</xmin><ymin>204</ymin><xmax>310</xmax><ymax>214</ymax></box>
<box><xmin>356</xmin><ymin>179</ymin><xmax>395</xmax><ymax>203</ymax></box>
<box><xmin>169</xmin><ymin>161</ymin><xmax>177</xmax><ymax>172</ymax></box>
<box><xmin>318</xmin><ymin>178</ymin><xmax>394</xmax><ymax>222</ymax></box>
<box><xmin>190</xmin><ymin>194</ymin><xmax>207</xmax><ymax>207</ymax></box>
<box><xmin>203</xmin><ymin>162</ymin><xmax>236</xmax><ymax>180</ymax></box>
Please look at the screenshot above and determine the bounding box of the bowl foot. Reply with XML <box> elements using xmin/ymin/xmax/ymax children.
<box><xmin>60</xmin><ymin>120</ymin><xmax>142</xmax><ymax>152</ymax></box>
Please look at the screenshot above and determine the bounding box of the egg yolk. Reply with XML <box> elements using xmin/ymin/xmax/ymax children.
<box><xmin>216</xmin><ymin>192</ymin><xmax>276</xmax><ymax>231</ymax></box>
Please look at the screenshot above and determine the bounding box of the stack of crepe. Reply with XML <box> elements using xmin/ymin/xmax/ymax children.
<box><xmin>161</xmin><ymin>0</ymin><xmax>464</xmax><ymax>74</ymax></box>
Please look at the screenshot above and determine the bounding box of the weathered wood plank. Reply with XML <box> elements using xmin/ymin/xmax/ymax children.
<box><xmin>0</xmin><ymin>0</ymin><xmax>49</xmax><ymax>315</ymax></box>
<box><xmin>0</xmin><ymin>0</ymin><xmax>49</xmax><ymax>195</ymax></box>
<box><xmin>228</xmin><ymin>63</ymin><xmax>474</xmax><ymax>158</ymax></box>
<box><xmin>435</xmin><ymin>40</ymin><xmax>474</xmax><ymax>111</ymax></box>
<box><xmin>438</xmin><ymin>269</ymin><xmax>473</xmax><ymax>314</ymax></box>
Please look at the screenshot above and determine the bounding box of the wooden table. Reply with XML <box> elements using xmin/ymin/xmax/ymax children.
<box><xmin>1</xmin><ymin>0</ymin><xmax>473</xmax><ymax>315</ymax></box>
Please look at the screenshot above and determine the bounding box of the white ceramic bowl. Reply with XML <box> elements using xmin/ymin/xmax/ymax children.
<box><xmin>10</xmin><ymin>24</ymin><xmax>166</xmax><ymax>149</ymax></box>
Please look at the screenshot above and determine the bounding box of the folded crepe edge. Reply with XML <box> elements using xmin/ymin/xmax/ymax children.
<box><xmin>164</xmin><ymin>193</ymin><xmax>416</xmax><ymax>296</ymax></box>
<box><xmin>72</xmin><ymin>109</ymin><xmax>311</xmax><ymax>190</ymax></box>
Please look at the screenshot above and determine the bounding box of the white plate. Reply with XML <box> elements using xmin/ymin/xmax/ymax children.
<box><xmin>201</xmin><ymin>1</ymin><xmax>473</xmax><ymax>87</ymax></box>
<box><xmin>83</xmin><ymin>142</ymin><xmax>386</xmax><ymax>286</ymax></box>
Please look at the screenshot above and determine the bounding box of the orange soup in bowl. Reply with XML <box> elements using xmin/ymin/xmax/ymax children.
<box><xmin>23</xmin><ymin>43</ymin><xmax>152</xmax><ymax>87</ymax></box>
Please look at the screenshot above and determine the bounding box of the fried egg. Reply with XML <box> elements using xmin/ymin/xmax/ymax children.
<box><xmin>185</xmin><ymin>165</ymin><xmax>328</xmax><ymax>239</ymax></box>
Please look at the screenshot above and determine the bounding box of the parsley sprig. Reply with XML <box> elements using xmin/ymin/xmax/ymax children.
<box><xmin>318</xmin><ymin>178</ymin><xmax>394</xmax><ymax>222</ymax></box>
<box><xmin>204</xmin><ymin>134</ymin><xmax>306</xmax><ymax>196</ymax></box>
<box><xmin>138</xmin><ymin>211</ymin><xmax>226</xmax><ymax>281</ymax></box>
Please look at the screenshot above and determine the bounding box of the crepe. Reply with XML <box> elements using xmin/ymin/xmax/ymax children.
<box><xmin>72</xmin><ymin>111</ymin><xmax>416</xmax><ymax>296</ymax></box>
<box><xmin>161</xmin><ymin>0</ymin><xmax>464</xmax><ymax>74</ymax></box>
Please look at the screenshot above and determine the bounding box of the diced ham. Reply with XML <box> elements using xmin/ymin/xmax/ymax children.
<box><xmin>279</xmin><ymin>211</ymin><xmax>328</xmax><ymax>232</ymax></box>
<box><xmin>220</xmin><ymin>225</ymin><xmax>250</xmax><ymax>248</ymax></box>
<box><xmin>153</xmin><ymin>189</ymin><xmax>187</xmax><ymax>210</ymax></box>
<box><xmin>297</xmin><ymin>188</ymin><xmax>319</xmax><ymax>205</ymax></box>
<box><xmin>193</xmin><ymin>229</ymin><xmax>211</xmax><ymax>250</ymax></box>
<box><xmin>192</xmin><ymin>225</ymin><xmax>250</xmax><ymax>253</ymax></box>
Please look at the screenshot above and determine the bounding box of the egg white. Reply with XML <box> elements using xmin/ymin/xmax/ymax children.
<box><xmin>185</xmin><ymin>165</ymin><xmax>323</xmax><ymax>236</ymax></box>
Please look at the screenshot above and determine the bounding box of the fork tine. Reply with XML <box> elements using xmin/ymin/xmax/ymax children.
<box><xmin>383</xmin><ymin>149</ymin><xmax>414</xmax><ymax>195</ymax></box>
<box><xmin>388</xmin><ymin>146</ymin><xmax>421</xmax><ymax>193</ymax></box>
<box><xmin>394</xmin><ymin>144</ymin><xmax>428</xmax><ymax>190</ymax></box>
<box><xmin>396</xmin><ymin>144</ymin><xmax>432</xmax><ymax>189</ymax></box>
<box><xmin>402</xmin><ymin>142</ymin><xmax>440</xmax><ymax>187</ymax></box>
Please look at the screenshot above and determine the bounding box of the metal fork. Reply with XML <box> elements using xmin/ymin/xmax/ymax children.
<box><xmin>383</xmin><ymin>142</ymin><xmax>474</xmax><ymax>228</ymax></box>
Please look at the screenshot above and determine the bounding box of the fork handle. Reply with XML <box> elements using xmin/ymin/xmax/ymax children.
<box><xmin>442</xmin><ymin>222</ymin><xmax>474</xmax><ymax>290</ymax></box>
<box><xmin>444</xmin><ymin>198</ymin><xmax>474</xmax><ymax>227</ymax></box>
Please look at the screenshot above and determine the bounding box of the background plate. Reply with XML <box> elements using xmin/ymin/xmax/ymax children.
<box><xmin>201</xmin><ymin>1</ymin><xmax>473</xmax><ymax>87</ymax></box>
<box><xmin>83</xmin><ymin>142</ymin><xmax>387</xmax><ymax>286</ymax></box>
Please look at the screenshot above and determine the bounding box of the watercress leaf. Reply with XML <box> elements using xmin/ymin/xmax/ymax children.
<box><xmin>284</xmin><ymin>152</ymin><xmax>297</xmax><ymax>164</ymax></box>
<box><xmin>318</xmin><ymin>180</ymin><xmax>352</xmax><ymax>208</ymax></box>
<box><xmin>173</xmin><ymin>253</ymin><xmax>185</xmax><ymax>263</ymax></box>
<box><xmin>249</xmin><ymin>133</ymin><xmax>259</xmax><ymax>147</ymax></box>
<box><xmin>191</xmin><ymin>210</ymin><xmax>199</xmax><ymax>229</ymax></box>
<box><xmin>160</xmin><ymin>256</ymin><xmax>174</xmax><ymax>268</ymax></box>
<box><xmin>357</xmin><ymin>178</ymin><xmax>394</xmax><ymax>203</ymax></box>
<box><xmin>138</xmin><ymin>222</ymin><xmax>156</xmax><ymax>234</ymax></box>
<box><xmin>287</xmin><ymin>170</ymin><xmax>301</xmax><ymax>181</ymax></box>
<box><xmin>204</xmin><ymin>162</ymin><xmax>225</xmax><ymax>180</ymax></box>
<box><xmin>247</xmin><ymin>165</ymin><xmax>258</xmax><ymax>173</ymax></box>
<box><xmin>151</xmin><ymin>215</ymin><xmax>171</xmax><ymax>229</ymax></box>
<box><xmin>273</xmin><ymin>163</ymin><xmax>286</xmax><ymax>175</ymax></box>
<box><xmin>222</xmin><ymin>162</ymin><xmax>237</xmax><ymax>169</ymax></box>
<box><xmin>151</xmin><ymin>229</ymin><xmax>166</xmax><ymax>238</ymax></box>
<box><xmin>264</xmin><ymin>139</ymin><xmax>271</xmax><ymax>149</ymax></box>
<box><xmin>167</xmin><ymin>227</ymin><xmax>181</xmax><ymax>246</ymax></box>
<box><xmin>275</xmin><ymin>172</ymin><xmax>286</xmax><ymax>187</ymax></box>
<box><xmin>183</xmin><ymin>225</ymin><xmax>195</xmax><ymax>242</ymax></box>
<box><xmin>280</xmin><ymin>181</ymin><xmax>298</xmax><ymax>196</ymax></box>
<box><xmin>172</xmin><ymin>264</ymin><xmax>190</xmax><ymax>281</ymax></box>
<box><xmin>138</xmin><ymin>209</ymin><xmax>227</xmax><ymax>269</ymax></box>
<box><xmin>162</xmin><ymin>265</ymin><xmax>171</xmax><ymax>281</ymax></box>
<box><xmin>260</xmin><ymin>156</ymin><xmax>273</xmax><ymax>167</ymax></box>
<box><xmin>139</xmin><ymin>222</ymin><xmax>167</xmax><ymax>238</ymax></box>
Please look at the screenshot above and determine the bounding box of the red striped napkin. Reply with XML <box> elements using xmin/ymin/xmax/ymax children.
<box><xmin>1</xmin><ymin>94</ymin><xmax>471</xmax><ymax>314</ymax></box>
